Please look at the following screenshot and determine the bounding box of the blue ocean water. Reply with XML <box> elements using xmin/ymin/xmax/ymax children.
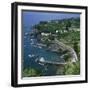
<box><xmin>22</xmin><ymin>11</ymin><xmax>80</xmax><ymax>76</ymax></box>
<box><xmin>23</xmin><ymin>27</ymin><xmax>64</xmax><ymax>76</ymax></box>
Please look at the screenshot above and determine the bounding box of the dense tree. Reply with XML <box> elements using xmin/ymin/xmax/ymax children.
<box><xmin>63</xmin><ymin>61</ymin><xmax>80</xmax><ymax>75</ymax></box>
<box><xmin>22</xmin><ymin>68</ymin><xmax>42</xmax><ymax>77</ymax></box>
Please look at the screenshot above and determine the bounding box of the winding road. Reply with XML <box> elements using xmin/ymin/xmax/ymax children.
<box><xmin>54</xmin><ymin>38</ymin><xmax>78</xmax><ymax>62</ymax></box>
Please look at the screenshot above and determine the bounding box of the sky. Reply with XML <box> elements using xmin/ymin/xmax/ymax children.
<box><xmin>22</xmin><ymin>11</ymin><xmax>80</xmax><ymax>28</ymax></box>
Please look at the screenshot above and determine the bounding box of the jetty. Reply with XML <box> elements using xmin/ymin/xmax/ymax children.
<box><xmin>36</xmin><ymin>57</ymin><xmax>66</xmax><ymax>66</ymax></box>
<box><xmin>39</xmin><ymin>60</ymin><xmax>66</xmax><ymax>65</ymax></box>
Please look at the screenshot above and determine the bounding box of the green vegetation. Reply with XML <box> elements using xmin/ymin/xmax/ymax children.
<box><xmin>63</xmin><ymin>61</ymin><xmax>80</xmax><ymax>75</ymax></box>
<box><xmin>73</xmin><ymin>42</ymin><xmax>80</xmax><ymax>59</ymax></box>
<box><xmin>33</xmin><ymin>18</ymin><xmax>80</xmax><ymax>54</ymax></box>
<box><xmin>63</xmin><ymin>53</ymin><xmax>72</xmax><ymax>62</ymax></box>
<box><xmin>30</xmin><ymin>17</ymin><xmax>80</xmax><ymax>76</ymax></box>
<box><xmin>33</xmin><ymin>18</ymin><xmax>80</xmax><ymax>34</ymax></box>
<box><xmin>57</xmin><ymin>31</ymin><xmax>80</xmax><ymax>43</ymax></box>
<box><xmin>22</xmin><ymin>68</ymin><xmax>42</xmax><ymax>77</ymax></box>
<box><xmin>55</xmin><ymin>60</ymin><xmax>80</xmax><ymax>75</ymax></box>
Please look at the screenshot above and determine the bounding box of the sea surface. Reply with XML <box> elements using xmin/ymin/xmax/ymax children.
<box><xmin>23</xmin><ymin>28</ymin><xmax>64</xmax><ymax>76</ymax></box>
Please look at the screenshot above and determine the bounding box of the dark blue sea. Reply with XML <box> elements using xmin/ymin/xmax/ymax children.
<box><xmin>23</xmin><ymin>27</ymin><xmax>64</xmax><ymax>76</ymax></box>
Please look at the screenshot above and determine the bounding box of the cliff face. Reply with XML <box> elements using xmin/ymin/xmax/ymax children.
<box><xmin>53</xmin><ymin>39</ymin><xmax>78</xmax><ymax>62</ymax></box>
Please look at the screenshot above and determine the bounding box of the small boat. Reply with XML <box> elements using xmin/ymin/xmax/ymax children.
<box><xmin>28</xmin><ymin>54</ymin><xmax>35</xmax><ymax>58</ymax></box>
<box><xmin>25</xmin><ymin>32</ymin><xmax>28</xmax><ymax>35</ymax></box>
<box><xmin>30</xmin><ymin>39</ymin><xmax>33</xmax><ymax>41</ymax></box>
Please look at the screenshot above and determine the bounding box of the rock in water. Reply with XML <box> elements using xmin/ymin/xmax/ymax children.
<box><xmin>39</xmin><ymin>57</ymin><xmax>45</xmax><ymax>62</ymax></box>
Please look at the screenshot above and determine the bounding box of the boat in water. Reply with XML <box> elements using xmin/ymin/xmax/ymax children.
<box><xmin>28</xmin><ymin>54</ymin><xmax>35</xmax><ymax>58</ymax></box>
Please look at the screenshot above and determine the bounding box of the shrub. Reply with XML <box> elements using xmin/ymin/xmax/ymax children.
<box><xmin>22</xmin><ymin>68</ymin><xmax>42</xmax><ymax>77</ymax></box>
<box><xmin>63</xmin><ymin>61</ymin><xmax>80</xmax><ymax>75</ymax></box>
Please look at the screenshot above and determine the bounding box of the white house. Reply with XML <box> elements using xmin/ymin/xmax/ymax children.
<box><xmin>56</xmin><ymin>30</ymin><xmax>59</xmax><ymax>33</ymax></box>
<box><xmin>41</xmin><ymin>32</ymin><xmax>51</xmax><ymax>36</ymax></box>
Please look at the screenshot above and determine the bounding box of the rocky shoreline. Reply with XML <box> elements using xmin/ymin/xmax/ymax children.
<box><xmin>38</xmin><ymin>38</ymin><xmax>78</xmax><ymax>63</ymax></box>
<box><xmin>29</xmin><ymin>29</ymin><xmax>78</xmax><ymax>64</ymax></box>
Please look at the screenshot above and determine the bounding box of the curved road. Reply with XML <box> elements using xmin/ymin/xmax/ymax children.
<box><xmin>54</xmin><ymin>38</ymin><xmax>78</xmax><ymax>62</ymax></box>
